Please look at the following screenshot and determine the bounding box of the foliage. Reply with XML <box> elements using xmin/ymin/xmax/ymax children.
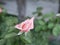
<box><xmin>0</xmin><ymin>6</ymin><xmax>60</xmax><ymax>45</ymax></box>
<box><xmin>33</xmin><ymin>7</ymin><xmax>60</xmax><ymax>37</ymax></box>
<box><xmin>33</xmin><ymin>7</ymin><xmax>43</xmax><ymax>16</ymax></box>
<box><xmin>26</xmin><ymin>7</ymin><xmax>60</xmax><ymax>45</ymax></box>
<box><xmin>0</xmin><ymin>7</ymin><xmax>32</xmax><ymax>45</ymax></box>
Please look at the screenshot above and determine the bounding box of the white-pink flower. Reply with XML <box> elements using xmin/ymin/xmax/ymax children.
<box><xmin>0</xmin><ymin>8</ymin><xmax>2</xmax><ymax>13</ymax></box>
<box><xmin>15</xmin><ymin>17</ymin><xmax>34</xmax><ymax>34</ymax></box>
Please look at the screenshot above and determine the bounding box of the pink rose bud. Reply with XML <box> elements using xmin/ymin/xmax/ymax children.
<box><xmin>15</xmin><ymin>17</ymin><xmax>34</xmax><ymax>35</ymax></box>
<box><xmin>0</xmin><ymin>8</ymin><xmax>2</xmax><ymax>13</ymax></box>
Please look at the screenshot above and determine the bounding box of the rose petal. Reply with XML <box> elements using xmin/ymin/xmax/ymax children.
<box><xmin>29</xmin><ymin>17</ymin><xmax>34</xmax><ymax>29</ymax></box>
<box><xmin>15</xmin><ymin>17</ymin><xmax>34</xmax><ymax>33</ymax></box>
<box><xmin>0</xmin><ymin>8</ymin><xmax>2</xmax><ymax>13</ymax></box>
<box><xmin>15</xmin><ymin>24</ymin><xmax>22</xmax><ymax>30</ymax></box>
<box><xmin>21</xmin><ymin>19</ymin><xmax>30</xmax><ymax>30</ymax></box>
<box><xmin>15</xmin><ymin>19</ymin><xmax>29</xmax><ymax>30</ymax></box>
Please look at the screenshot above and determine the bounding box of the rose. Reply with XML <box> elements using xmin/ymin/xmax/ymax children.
<box><xmin>0</xmin><ymin>8</ymin><xmax>2</xmax><ymax>13</ymax></box>
<box><xmin>15</xmin><ymin>17</ymin><xmax>34</xmax><ymax>35</ymax></box>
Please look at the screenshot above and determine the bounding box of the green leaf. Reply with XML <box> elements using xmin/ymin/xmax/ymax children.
<box><xmin>7</xmin><ymin>27</ymin><xmax>14</xmax><ymax>32</ymax></box>
<box><xmin>43</xmin><ymin>12</ymin><xmax>55</xmax><ymax>18</ymax></box>
<box><xmin>6</xmin><ymin>39</ymin><xmax>12</xmax><ymax>45</ymax></box>
<box><xmin>32</xmin><ymin>12</ymin><xmax>37</xmax><ymax>15</ymax></box>
<box><xmin>4</xmin><ymin>33</ymin><xmax>17</xmax><ymax>39</ymax></box>
<box><xmin>42</xmin><ymin>25</ymin><xmax>47</xmax><ymax>30</ymax></box>
<box><xmin>39</xmin><ymin>20</ymin><xmax>45</xmax><ymax>25</ymax></box>
<box><xmin>0</xmin><ymin>39</ymin><xmax>6</xmax><ymax>45</ymax></box>
<box><xmin>37</xmin><ymin>7</ymin><xmax>43</xmax><ymax>11</ymax></box>
<box><xmin>35</xmin><ymin>26</ymin><xmax>42</xmax><ymax>32</ymax></box>
<box><xmin>20</xmin><ymin>32</ymin><xmax>32</xmax><ymax>44</ymax></box>
<box><xmin>5</xmin><ymin>17</ymin><xmax>18</xmax><ymax>26</ymax></box>
<box><xmin>53</xmin><ymin>24</ymin><xmax>60</xmax><ymax>36</ymax></box>
<box><xmin>48</xmin><ymin>23</ymin><xmax>54</xmax><ymax>29</ymax></box>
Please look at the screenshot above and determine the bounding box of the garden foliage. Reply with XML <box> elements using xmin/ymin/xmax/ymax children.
<box><xmin>0</xmin><ymin>7</ymin><xmax>60</xmax><ymax>45</ymax></box>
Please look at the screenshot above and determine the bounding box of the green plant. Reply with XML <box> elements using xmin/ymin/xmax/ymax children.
<box><xmin>0</xmin><ymin>6</ymin><xmax>60</xmax><ymax>45</ymax></box>
<box><xmin>33</xmin><ymin>7</ymin><xmax>43</xmax><ymax>16</ymax></box>
<box><xmin>26</xmin><ymin>7</ymin><xmax>60</xmax><ymax>45</ymax></box>
<box><xmin>0</xmin><ymin>11</ymin><xmax>34</xmax><ymax>45</ymax></box>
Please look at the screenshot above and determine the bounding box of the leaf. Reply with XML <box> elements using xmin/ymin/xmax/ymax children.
<box><xmin>20</xmin><ymin>32</ymin><xmax>32</xmax><ymax>44</ymax></box>
<box><xmin>43</xmin><ymin>12</ymin><xmax>55</xmax><ymax>18</ymax></box>
<box><xmin>35</xmin><ymin>26</ymin><xmax>42</xmax><ymax>32</ymax></box>
<box><xmin>5</xmin><ymin>17</ymin><xmax>18</xmax><ymax>26</ymax></box>
<box><xmin>4</xmin><ymin>33</ymin><xmax>17</xmax><ymax>39</ymax></box>
<box><xmin>0</xmin><ymin>14</ymin><xmax>19</xmax><ymax>45</ymax></box>
<box><xmin>2</xmin><ymin>9</ymin><xmax>7</xmax><ymax>16</ymax></box>
<box><xmin>42</xmin><ymin>25</ymin><xmax>47</xmax><ymax>31</ymax></box>
<box><xmin>6</xmin><ymin>39</ymin><xmax>12</xmax><ymax>45</ymax></box>
<box><xmin>7</xmin><ymin>27</ymin><xmax>14</xmax><ymax>32</ymax></box>
<box><xmin>53</xmin><ymin>24</ymin><xmax>60</xmax><ymax>36</ymax></box>
<box><xmin>32</xmin><ymin>12</ymin><xmax>37</xmax><ymax>15</ymax></box>
<box><xmin>39</xmin><ymin>20</ymin><xmax>45</xmax><ymax>25</ymax></box>
<box><xmin>0</xmin><ymin>39</ymin><xmax>6</xmax><ymax>45</ymax></box>
<box><xmin>37</xmin><ymin>7</ymin><xmax>43</xmax><ymax>11</ymax></box>
<box><xmin>48</xmin><ymin>23</ymin><xmax>54</xmax><ymax>29</ymax></box>
<box><xmin>25</xmin><ymin>31</ymin><xmax>50</xmax><ymax>45</ymax></box>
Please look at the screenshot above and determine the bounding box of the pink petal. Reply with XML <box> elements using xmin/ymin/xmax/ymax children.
<box><xmin>15</xmin><ymin>24</ymin><xmax>22</xmax><ymax>30</ymax></box>
<box><xmin>20</xmin><ymin>29</ymin><xmax>29</xmax><ymax>32</ymax></box>
<box><xmin>15</xmin><ymin>17</ymin><xmax>34</xmax><ymax>32</ymax></box>
<box><xmin>21</xmin><ymin>19</ymin><xmax>30</xmax><ymax>30</ymax></box>
<box><xmin>15</xmin><ymin>19</ymin><xmax>29</xmax><ymax>30</ymax></box>
<box><xmin>29</xmin><ymin>17</ymin><xmax>34</xmax><ymax>29</ymax></box>
<box><xmin>24</xmin><ymin>17</ymin><xmax>34</xmax><ymax>32</ymax></box>
<box><xmin>0</xmin><ymin>8</ymin><xmax>2</xmax><ymax>13</ymax></box>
